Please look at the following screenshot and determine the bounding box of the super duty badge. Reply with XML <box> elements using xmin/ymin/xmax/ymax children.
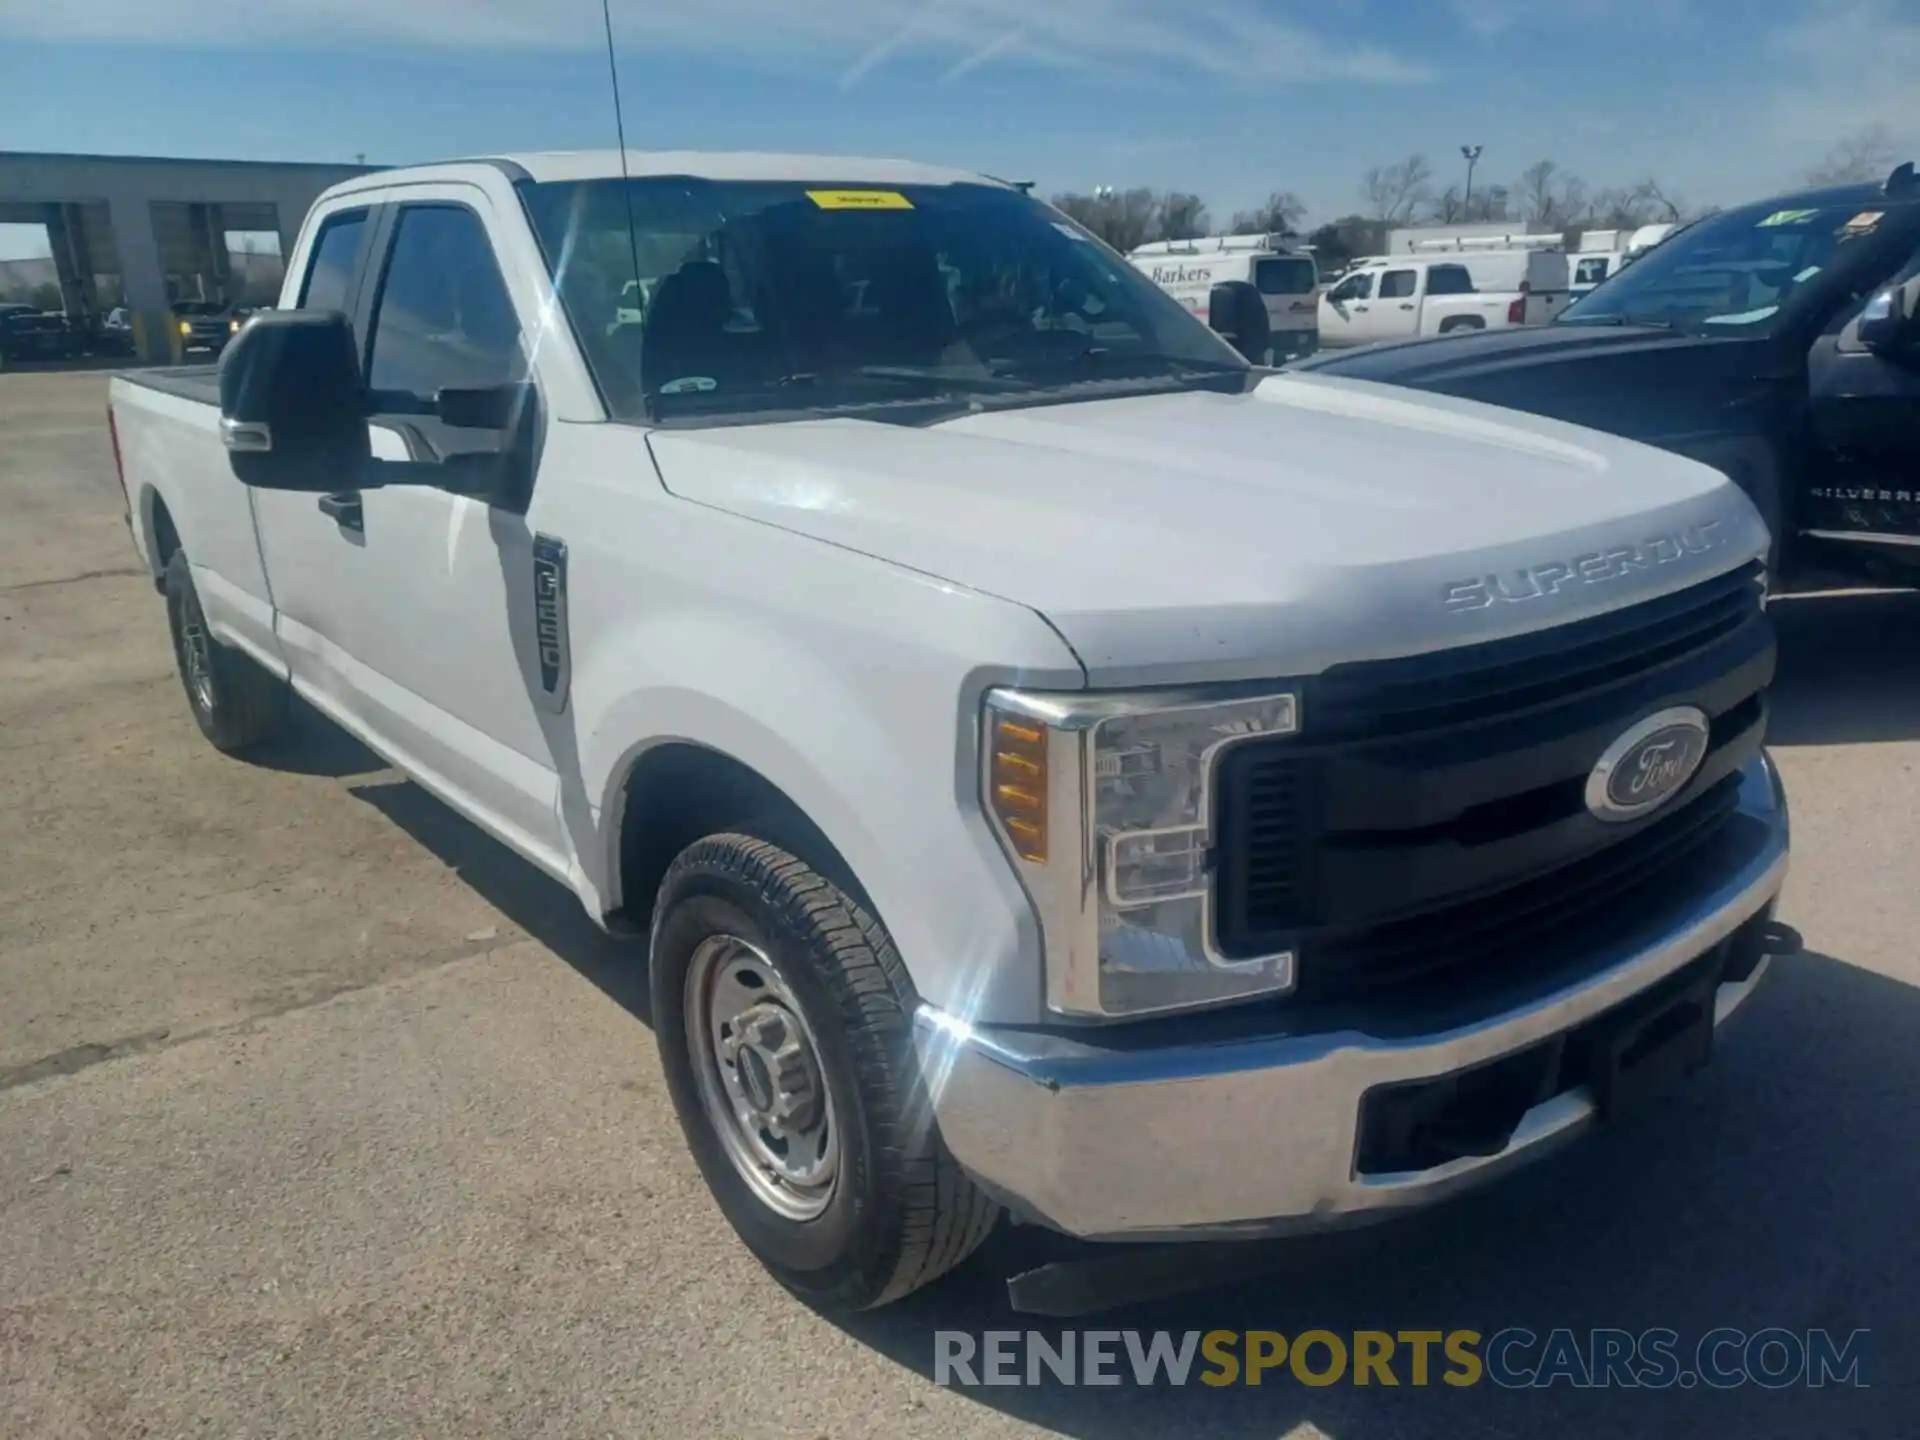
<box><xmin>532</xmin><ymin>533</ymin><xmax>570</xmax><ymax>712</ymax></box>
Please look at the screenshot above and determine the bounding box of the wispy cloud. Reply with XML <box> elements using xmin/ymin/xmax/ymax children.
<box><xmin>939</xmin><ymin>27</ymin><xmax>1023</xmax><ymax>84</ymax></box>
<box><xmin>1449</xmin><ymin>0</ymin><xmax>1696</xmax><ymax>37</ymax></box>
<box><xmin>0</xmin><ymin>0</ymin><xmax>1434</xmax><ymax>89</ymax></box>
<box><xmin>1761</xmin><ymin>0</ymin><xmax>1920</xmax><ymax>166</ymax></box>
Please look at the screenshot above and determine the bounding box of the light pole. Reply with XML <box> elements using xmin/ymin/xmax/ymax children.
<box><xmin>1461</xmin><ymin>145</ymin><xmax>1484</xmax><ymax>216</ymax></box>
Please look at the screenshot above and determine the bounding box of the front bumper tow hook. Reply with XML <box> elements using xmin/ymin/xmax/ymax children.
<box><xmin>1760</xmin><ymin>920</ymin><xmax>1803</xmax><ymax>957</ymax></box>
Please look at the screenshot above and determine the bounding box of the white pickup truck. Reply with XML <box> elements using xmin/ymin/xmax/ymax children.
<box><xmin>1318</xmin><ymin>252</ymin><xmax>1570</xmax><ymax>348</ymax></box>
<box><xmin>107</xmin><ymin>151</ymin><xmax>1793</xmax><ymax>1310</ymax></box>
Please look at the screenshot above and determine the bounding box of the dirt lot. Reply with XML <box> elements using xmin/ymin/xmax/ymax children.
<box><xmin>2</xmin><ymin>367</ymin><xmax>1917</xmax><ymax>1438</ymax></box>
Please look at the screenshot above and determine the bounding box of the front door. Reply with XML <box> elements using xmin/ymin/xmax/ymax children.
<box><xmin>253</xmin><ymin>188</ymin><xmax>568</xmax><ymax>872</ymax></box>
<box><xmin>1807</xmin><ymin>250</ymin><xmax>1920</xmax><ymax>550</ymax></box>
<box><xmin>1319</xmin><ymin>270</ymin><xmax>1375</xmax><ymax>347</ymax></box>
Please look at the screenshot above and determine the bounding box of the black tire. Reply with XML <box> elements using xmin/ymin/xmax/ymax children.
<box><xmin>651</xmin><ymin>833</ymin><xmax>998</xmax><ymax>1310</ymax></box>
<box><xmin>1439</xmin><ymin>318</ymin><xmax>1483</xmax><ymax>335</ymax></box>
<box><xmin>163</xmin><ymin>548</ymin><xmax>288</xmax><ymax>753</ymax></box>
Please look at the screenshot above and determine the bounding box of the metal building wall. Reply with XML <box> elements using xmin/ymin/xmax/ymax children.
<box><xmin>0</xmin><ymin>151</ymin><xmax>375</xmax><ymax>360</ymax></box>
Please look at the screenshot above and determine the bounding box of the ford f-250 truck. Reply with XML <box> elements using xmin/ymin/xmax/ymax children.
<box><xmin>106</xmin><ymin>151</ymin><xmax>1794</xmax><ymax>1310</ymax></box>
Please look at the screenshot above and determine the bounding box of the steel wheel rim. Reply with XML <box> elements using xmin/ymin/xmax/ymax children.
<box><xmin>177</xmin><ymin>605</ymin><xmax>215</xmax><ymax>714</ymax></box>
<box><xmin>684</xmin><ymin>932</ymin><xmax>839</xmax><ymax>1222</ymax></box>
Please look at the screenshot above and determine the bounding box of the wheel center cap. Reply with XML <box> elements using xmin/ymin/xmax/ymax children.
<box><xmin>738</xmin><ymin>1047</ymin><xmax>776</xmax><ymax>1113</ymax></box>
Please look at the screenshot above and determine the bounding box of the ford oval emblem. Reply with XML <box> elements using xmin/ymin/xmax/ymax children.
<box><xmin>1586</xmin><ymin>706</ymin><xmax>1711</xmax><ymax>823</ymax></box>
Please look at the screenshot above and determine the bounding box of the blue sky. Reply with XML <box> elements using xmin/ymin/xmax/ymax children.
<box><xmin>0</xmin><ymin>0</ymin><xmax>1914</xmax><ymax>254</ymax></box>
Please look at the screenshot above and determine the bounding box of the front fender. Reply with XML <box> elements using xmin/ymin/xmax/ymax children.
<box><xmin>568</xmin><ymin>605</ymin><xmax>1074</xmax><ymax>1026</ymax></box>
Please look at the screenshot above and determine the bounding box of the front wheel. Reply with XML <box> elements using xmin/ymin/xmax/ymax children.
<box><xmin>651</xmin><ymin>833</ymin><xmax>997</xmax><ymax>1309</ymax></box>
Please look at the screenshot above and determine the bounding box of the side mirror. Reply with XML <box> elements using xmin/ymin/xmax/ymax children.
<box><xmin>1208</xmin><ymin>279</ymin><xmax>1272</xmax><ymax>365</ymax></box>
<box><xmin>1859</xmin><ymin>277</ymin><xmax>1920</xmax><ymax>357</ymax></box>
<box><xmin>218</xmin><ymin>310</ymin><xmax>369</xmax><ymax>491</ymax></box>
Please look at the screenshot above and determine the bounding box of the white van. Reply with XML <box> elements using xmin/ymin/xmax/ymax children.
<box><xmin>1318</xmin><ymin>245</ymin><xmax>1570</xmax><ymax>348</ymax></box>
<box><xmin>1128</xmin><ymin>235</ymin><xmax>1321</xmax><ymax>361</ymax></box>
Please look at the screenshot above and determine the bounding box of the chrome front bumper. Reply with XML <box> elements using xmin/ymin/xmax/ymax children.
<box><xmin>916</xmin><ymin>753</ymin><xmax>1790</xmax><ymax>1242</ymax></box>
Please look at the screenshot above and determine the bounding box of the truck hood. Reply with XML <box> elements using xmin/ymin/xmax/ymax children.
<box><xmin>647</xmin><ymin>375</ymin><xmax>1770</xmax><ymax>686</ymax></box>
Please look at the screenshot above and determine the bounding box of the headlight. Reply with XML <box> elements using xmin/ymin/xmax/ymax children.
<box><xmin>984</xmin><ymin>686</ymin><xmax>1300</xmax><ymax>1019</ymax></box>
<box><xmin>178</xmin><ymin>320</ymin><xmax>192</xmax><ymax>336</ymax></box>
<box><xmin>229</xmin><ymin>318</ymin><xmax>241</xmax><ymax>334</ymax></box>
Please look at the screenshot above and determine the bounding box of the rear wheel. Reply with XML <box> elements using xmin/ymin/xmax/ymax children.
<box><xmin>163</xmin><ymin>548</ymin><xmax>288</xmax><ymax>753</ymax></box>
<box><xmin>651</xmin><ymin>832</ymin><xmax>997</xmax><ymax>1309</ymax></box>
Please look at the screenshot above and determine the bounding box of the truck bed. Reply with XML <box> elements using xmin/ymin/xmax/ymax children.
<box><xmin>118</xmin><ymin>364</ymin><xmax>221</xmax><ymax>408</ymax></box>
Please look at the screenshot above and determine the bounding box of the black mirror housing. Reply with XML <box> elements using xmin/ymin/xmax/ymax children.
<box><xmin>1859</xmin><ymin>277</ymin><xmax>1920</xmax><ymax>357</ymax></box>
<box><xmin>438</xmin><ymin>383</ymin><xmax>533</xmax><ymax>430</ymax></box>
<box><xmin>1208</xmin><ymin>279</ymin><xmax>1272</xmax><ymax>365</ymax></box>
<box><xmin>218</xmin><ymin>310</ymin><xmax>369</xmax><ymax>491</ymax></box>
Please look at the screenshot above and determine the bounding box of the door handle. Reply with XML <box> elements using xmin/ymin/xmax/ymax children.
<box><xmin>1400</xmin><ymin>302</ymin><xmax>1415</xmax><ymax>310</ymax></box>
<box><xmin>318</xmin><ymin>491</ymin><xmax>363</xmax><ymax>532</ymax></box>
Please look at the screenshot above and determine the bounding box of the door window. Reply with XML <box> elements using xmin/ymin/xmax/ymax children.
<box><xmin>298</xmin><ymin>210</ymin><xmax>370</xmax><ymax>312</ymax></box>
<box><xmin>367</xmin><ymin>205</ymin><xmax>525</xmax><ymax>397</ymax></box>
<box><xmin>1329</xmin><ymin>272</ymin><xmax>1374</xmax><ymax>302</ymax></box>
<box><xmin>1378</xmin><ymin>270</ymin><xmax>1418</xmax><ymax>299</ymax></box>
<box><xmin>1427</xmin><ymin>264</ymin><xmax>1476</xmax><ymax>296</ymax></box>
<box><xmin>1575</xmin><ymin>257</ymin><xmax>1611</xmax><ymax>286</ymax></box>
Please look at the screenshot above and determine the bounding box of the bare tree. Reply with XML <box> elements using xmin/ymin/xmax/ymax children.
<box><xmin>1227</xmin><ymin>190</ymin><xmax>1307</xmax><ymax>236</ymax></box>
<box><xmin>1805</xmin><ymin>123</ymin><xmax>1900</xmax><ymax>186</ymax></box>
<box><xmin>1516</xmin><ymin>159</ymin><xmax>1588</xmax><ymax>227</ymax></box>
<box><xmin>1636</xmin><ymin>177</ymin><xmax>1685</xmax><ymax>223</ymax></box>
<box><xmin>1157</xmin><ymin>191</ymin><xmax>1211</xmax><ymax>241</ymax></box>
<box><xmin>1360</xmin><ymin>155</ymin><xmax>1434</xmax><ymax>224</ymax></box>
<box><xmin>1050</xmin><ymin>187</ymin><xmax>1164</xmax><ymax>252</ymax></box>
<box><xmin>1429</xmin><ymin>185</ymin><xmax>1464</xmax><ymax>225</ymax></box>
<box><xmin>1474</xmin><ymin>183</ymin><xmax>1512</xmax><ymax>222</ymax></box>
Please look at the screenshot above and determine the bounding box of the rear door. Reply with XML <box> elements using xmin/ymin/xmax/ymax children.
<box><xmin>1369</xmin><ymin>267</ymin><xmax>1421</xmax><ymax>341</ymax></box>
<box><xmin>1254</xmin><ymin>253</ymin><xmax>1320</xmax><ymax>355</ymax></box>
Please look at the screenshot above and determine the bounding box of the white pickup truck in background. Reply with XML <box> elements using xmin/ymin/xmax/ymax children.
<box><xmin>1319</xmin><ymin>247</ymin><xmax>1570</xmax><ymax>348</ymax></box>
<box><xmin>107</xmin><ymin>150</ymin><xmax>1793</xmax><ymax>1310</ymax></box>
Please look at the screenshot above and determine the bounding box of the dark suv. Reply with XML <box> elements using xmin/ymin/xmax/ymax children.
<box><xmin>1292</xmin><ymin>163</ymin><xmax>1920</xmax><ymax>590</ymax></box>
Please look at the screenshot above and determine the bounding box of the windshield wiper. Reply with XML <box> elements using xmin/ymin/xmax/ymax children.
<box><xmin>772</xmin><ymin>367</ymin><xmax>1021</xmax><ymax>395</ymax></box>
<box><xmin>987</xmin><ymin>349</ymin><xmax>1246</xmax><ymax>380</ymax></box>
<box><xmin>1556</xmin><ymin>312</ymin><xmax>1676</xmax><ymax>330</ymax></box>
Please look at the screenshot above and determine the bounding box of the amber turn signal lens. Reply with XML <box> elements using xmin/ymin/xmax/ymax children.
<box><xmin>989</xmin><ymin>716</ymin><xmax>1048</xmax><ymax>863</ymax></box>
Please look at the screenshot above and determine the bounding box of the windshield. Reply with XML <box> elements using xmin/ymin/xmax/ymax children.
<box><xmin>1558</xmin><ymin>196</ymin><xmax>1919</xmax><ymax>334</ymax></box>
<box><xmin>519</xmin><ymin>178</ymin><xmax>1249</xmax><ymax>424</ymax></box>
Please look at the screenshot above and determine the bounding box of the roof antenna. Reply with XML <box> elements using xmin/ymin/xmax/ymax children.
<box><xmin>600</xmin><ymin>0</ymin><xmax>649</xmax><ymax>412</ymax></box>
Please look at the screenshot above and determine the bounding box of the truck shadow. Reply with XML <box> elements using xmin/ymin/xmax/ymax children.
<box><xmin>840</xmin><ymin>947</ymin><xmax>1919</xmax><ymax>1438</ymax></box>
<box><xmin>239</xmin><ymin>696</ymin><xmax>392</xmax><ymax>779</ymax></box>
<box><xmin>346</xmin><ymin>775</ymin><xmax>652</xmax><ymax>1024</ymax></box>
<box><xmin>1768</xmin><ymin>588</ymin><xmax>1920</xmax><ymax>745</ymax></box>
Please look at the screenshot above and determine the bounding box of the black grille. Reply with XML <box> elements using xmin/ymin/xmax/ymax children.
<box><xmin>1305</xmin><ymin>772</ymin><xmax>1742</xmax><ymax>1001</ymax></box>
<box><xmin>1211</xmin><ymin>564</ymin><xmax>1772</xmax><ymax>1002</ymax></box>
<box><xmin>1304</xmin><ymin>561</ymin><xmax>1764</xmax><ymax>742</ymax></box>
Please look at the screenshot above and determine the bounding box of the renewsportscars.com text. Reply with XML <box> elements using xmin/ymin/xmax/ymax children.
<box><xmin>934</xmin><ymin>1328</ymin><xmax>1868</xmax><ymax>1390</ymax></box>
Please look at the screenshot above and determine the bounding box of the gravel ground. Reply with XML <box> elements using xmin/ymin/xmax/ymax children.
<box><xmin>2</xmin><ymin>367</ymin><xmax>1914</xmax><ymax>1438</ymax></box>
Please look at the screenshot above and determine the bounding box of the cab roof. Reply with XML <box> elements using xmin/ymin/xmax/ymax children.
<box><xmin>495</xmin><ymin>150</ymin><xmax>1003</xmax><ymax>189</ymax></box>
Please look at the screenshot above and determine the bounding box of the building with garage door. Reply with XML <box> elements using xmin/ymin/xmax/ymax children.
<box><xmin>0</xmin><ymin>151</ymin><xmax>375</xmax><ymax>363</ymax></box>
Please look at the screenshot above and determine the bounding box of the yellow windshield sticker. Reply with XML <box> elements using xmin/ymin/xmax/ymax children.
<box><xmin>1757</xmin><ymin>209</ymin><xmax>1818</xmax><ymax>227</ymax></box>
<box><xmin>807</xmin><ymin>189</ymin><xmax>914</xmax><ymax>211</ymax></box>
